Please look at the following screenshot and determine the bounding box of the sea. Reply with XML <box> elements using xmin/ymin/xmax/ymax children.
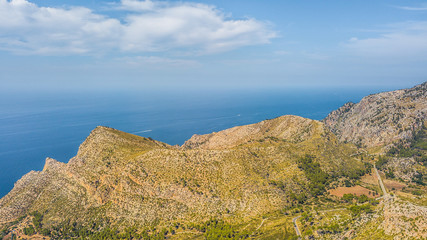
<box><xmin>0</xmin><ymin>86</ymin><xmax>399</xmax><ymax>198</ymax></box>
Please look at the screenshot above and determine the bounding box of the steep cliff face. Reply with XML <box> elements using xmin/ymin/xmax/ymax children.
<box><xmin>324</xmin><ymin>82</ymin><xmax>427</xmax><ymax>149</ymax></box>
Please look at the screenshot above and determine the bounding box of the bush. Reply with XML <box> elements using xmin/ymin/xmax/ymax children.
<box><xmin>342</xmin><ymin>194</ymin><xmax>354</xmax><ymax>202</ymax></box>
<box><xmin>30</xmin><ymin>211</ymin><xmax>43</xmax><ymax>231</ymax></box>
<box><xmin>204</xmin><ymin>219</ymin><xmax>249</xmax><ymax>240</ymax></box>
<box><xmin>23</xmin><ymin>226</ymin><xmax>35</xmax><ymax>236</ymax></box>
<box><xmin>376</xmin><ymin>155</ymin><xmax>389</xmax><ymax>169</ymax></box>
<box><xmin>344</xmin><ymin>180</ymin><xmax>353</xmax><ymax>187</ymax></box>
<box><xmin>357</xmin><ymin>194</ymin><xmax>368</xmax><ymax>203</ymax></box>
<box><xmin>412</xmin><ymin>190</ymin><xmax>423</xmax><ymax>196</ymax></box>
<box><xmin>385</xmin><ymin>169</ymin><xmax>395</xmax><ymax>179</ymax></box>
<box><xmin>349</xmin><ymin>204</ymin><xmax>372</xmax><ymax>216</ymax></box>
<box><xmin>412</xmin><ymin>173</ymin><xmax>425</xmax><ymax>186</ymax></box>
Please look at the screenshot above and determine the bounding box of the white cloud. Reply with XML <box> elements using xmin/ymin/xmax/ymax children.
<box><xmin>344</xmin><ymin>21</ymin><xmax>427</xmax><ymax>61</ymax></box>
<box><xmin>120</xmin><ymin>0</ymin><xmax>157</xmax><ymax>11</ymax></box>
<box><xmin>0</xmin><ymin>0</ymin><xmax>276</xmax><ymax>55</ymax></box>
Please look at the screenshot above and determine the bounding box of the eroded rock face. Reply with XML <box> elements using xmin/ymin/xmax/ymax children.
<box><xmin>324</xmin><ymin>82</ymin><xmax>427</xmax><ymax>148</ymax></box>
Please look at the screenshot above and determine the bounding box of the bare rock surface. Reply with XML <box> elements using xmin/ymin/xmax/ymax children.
<box><xmin>324</xmin><ymin>82</ymin><xmax>426</xmax><ymax>148</ymax></box>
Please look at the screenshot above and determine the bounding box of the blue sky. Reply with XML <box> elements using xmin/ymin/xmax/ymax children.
<box><xmin>1</xmin><ymin>0</ymin><xmax>427</xmax><ymax>91</ymax></box>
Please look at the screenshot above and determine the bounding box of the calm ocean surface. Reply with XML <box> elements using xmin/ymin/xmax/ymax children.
<box><xmin>0</xmin><ymin>87</ymin><xmax>395</xmax><ymax>197</ymax></box>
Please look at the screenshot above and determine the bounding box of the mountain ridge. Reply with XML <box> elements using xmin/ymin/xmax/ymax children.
<box><xmin>0</xmin><ymin>82</ymin><xmax>426</xmax><ymax>239</ymax></box>
<box><xmin>182</xmin><ymin>115</ymin><xmax>322</xmax><ymax>150</ymax></box>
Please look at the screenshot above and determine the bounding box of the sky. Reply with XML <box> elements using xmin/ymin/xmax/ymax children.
<box><xmin>1</xmin><ymin>0</ymin><xmax>427</xmax><ymax>91</ymax></box>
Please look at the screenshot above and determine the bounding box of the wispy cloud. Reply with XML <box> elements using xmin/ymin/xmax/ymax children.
<box><xmin>0</xmin><ymin>0</ymin><xmax>276</xmax><ymax>55</ymax></box>
<box><xmin>344</xmin><ymin>21</ymin><xmax>427</xmax><ymax>61</ymax></box>
<box><xmin>394</xmin><ymin>4</ymin><xmax>427</xmax><ymax>11</ymax></box>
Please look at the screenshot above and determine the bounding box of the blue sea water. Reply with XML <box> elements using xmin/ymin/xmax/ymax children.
<box><xmin>0</xmin><ymin>87</ymin><xmax>395</xmax><ymax>198</ymax></box>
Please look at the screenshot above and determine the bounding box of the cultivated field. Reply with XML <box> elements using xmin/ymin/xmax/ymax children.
<box><xmin>329</xmin><ymin>185</ymin><xmax>379</xmax><ymax>198</ymax></box>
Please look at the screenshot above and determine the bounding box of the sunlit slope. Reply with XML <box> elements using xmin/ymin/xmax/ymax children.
<box><xmin>0</xmin><ymin>116</ymin><xmax>364</xmax><ymax>230</ymax></box>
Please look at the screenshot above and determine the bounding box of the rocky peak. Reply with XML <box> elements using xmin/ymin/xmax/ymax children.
<box><xmin>75</xmin><ymin>126</ymin><xmax>169</xmax><ymax>161</ymax></box>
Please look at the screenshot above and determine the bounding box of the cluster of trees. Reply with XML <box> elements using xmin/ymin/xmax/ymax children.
<box><xmin>204</xmin><ymin>219</ymin><xmax>250</xmax><ymax>239</ymax></box>
<box><xmin>23</xmin><ymin>211</ymin><xmax>49</xmax><ymax>236</ymax></box>
<box><xmin>342</xmin><ymin>162</ymin><xmax>372</xmax><ymax>181</ymax></box>
<box><xmin>342</xmin><ymin>194</ymin><xmax>379</xmax><ymax>206</ymax></box>
<box><xmin>42</xmin><ymin>223</ymin><xmax>170</xmax><ymax>240</ymax></box>
<box><xmin>20</xmin><ymin>213</ymin><xmax>167</xmax><ymax>239</ymax></box>
<box><xmin>319</xmin><ymin>223</ymin><xmax>341</xmax><ymax>234</ymax></box>
<box><xmin>412</xmin><ymin>173</ymin><xmax>425</xmax><ymax>186</ymax></box>
<box><xmin>297</xmin><ymin>155</ymin><xmax>372</xmax><ymax>202</ymax></box>
<box><xmin>18</xmin><ymin>213</ymin><xmax>251</xmax><ymax>240</ymax></box>
<box><xmin>376</xmin><ymin>155</ymin><xmax>389</xmax><ymax>169</ymax></box>
<box><xmin>348</xmin><ymin>204</ymin><xmax>373</xmax><ymax>216</ymax></box>
<box><xmin>23</xmin><ymin>225</ymin><xmax>35</xmax><ymax>236</ymax></box>
<box><xmin>297</xmin><ymin>155</ymin><xmax>329</xmax><ymax>197</ymax></box>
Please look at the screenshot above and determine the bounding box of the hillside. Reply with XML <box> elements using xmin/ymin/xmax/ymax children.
<box><xmin>0</xmin><ymin>116</ymin><xmax>369</xmax><ymax>239</ymax></box>
<box><xmin>0</xmin><ymin>83</ymin><xmax>426</xmax><ymax>240</ymax></box>
<box><xmin>183</xmin><ymin>115</ymin><xmax>320</xmax><ymax>150</ymax></box>
<box><xmin>324</xmin><ymin>82</ymin><xmax>427</xmax><ymax>149</ymax></box>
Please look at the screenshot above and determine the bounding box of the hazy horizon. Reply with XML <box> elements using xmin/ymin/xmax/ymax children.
<box><xmin>1</xmin><ymin>0</ymin><xmax>427</xmax><ymax>91</ymax></box>
<box><xmin>1</xmin><ymin>0</ymin><xmax>427</xmax><ymax>197</ymax></box>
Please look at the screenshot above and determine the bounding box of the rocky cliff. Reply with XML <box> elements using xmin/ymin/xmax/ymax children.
<box><xmin>324</xmin><ymin>82</ymin><xmax>427</xmax><ymax>149</ymax></box>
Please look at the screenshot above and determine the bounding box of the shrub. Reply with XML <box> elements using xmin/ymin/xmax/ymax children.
<box><xmin>342</xmin><ymin>194</ymin><xmax>354</xmax><ymax>202</ymax></box>
<box><xmin>357</xmin><ymin>194</ymin><xmax>368</xmax><ymax>203</ymax></box>
<box><xmin>23</xmin><ymin>226</ymin><xmax>35</xmax><ymax>236</ymax></box>
<box><xmin>204</xmin><ymin>219</ymin><xmax>249</xmax><ymax>240</ymax></box>
<box><xmin>349</xmin><ymin>204</ymin><xmax>372</xmax><ymax>216</ymax></box>
<box><xmin>412</xmin><ymin>190</ymin><xmax>423</xmax><ymax>196</ymax></box>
